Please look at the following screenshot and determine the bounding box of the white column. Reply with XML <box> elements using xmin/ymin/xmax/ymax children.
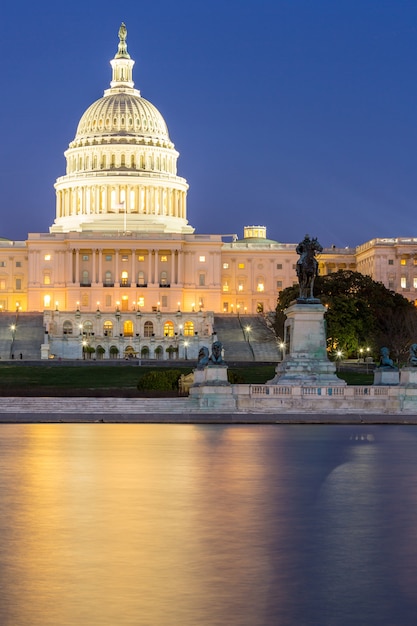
<box><xmin>154</xmin><ymin>250</ymin><xmax>159</xmax><ymax>285</ymax></box>
<box><xmin>171</xmin><ymin>251</ymin><xmax>176</xmax><ymax>285</ymax></box>
<box><xmin>177</xmin><ymin>250</ymin><xmax>183</xmax><ymax>285</ymax></box>
<box><xmin>75</xmin><ymin>249</ymin><xmax>80</xmax><ymax>284</ymax></box>
<box><xmin>131</xmin><ymin>249</ymin><xmax>136</xmax><ymax>285</ymax></box>
<box><xmin>98</xmin><ymin>249</ymin><xmax>103</xmax><ymax>284</ymax></box>
<box><xmin>148</xmin><ymin>250</ymin><xmax>152</xmax><ymax>283</ymax></box>
<box><xmin>92</xmin><ymin>249</ymin><xmax>97</xmax><ymax>284</ymax></box>
<box><xmin>115</xmin><ymin>249</ymin><xmax>119</xmax><ymax>284</ymax></box>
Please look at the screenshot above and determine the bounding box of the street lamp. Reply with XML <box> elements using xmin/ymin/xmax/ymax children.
<box><xmin>279</xmin><ymin>341</ymin><xmax>286</xmax><ymax>360</ymax></box>
<box><xmin>245</xmin><ymin>325</ymin><xmax>251</xmax><ymax>342</ymax></box>
<box><xmin>336</xmin><ymin>350</ymin><xmax>343</xmax><ymax>371</ymax></box>
<box><xmin>184</xmin><ymin>340</ymin><xmax>188</xmax><ymax>360</ymax></box>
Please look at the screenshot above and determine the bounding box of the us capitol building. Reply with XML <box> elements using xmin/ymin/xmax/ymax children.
<box><xmin>1</xmin><ymin>25</ymin><xmax>416</xmax><ymax>360</ymax></box>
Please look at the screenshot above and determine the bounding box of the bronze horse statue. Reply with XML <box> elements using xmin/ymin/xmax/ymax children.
<box><xmin>296</xmin><ymin>235</ymin><xmax>323</xmax><ymax>300</ymax></box>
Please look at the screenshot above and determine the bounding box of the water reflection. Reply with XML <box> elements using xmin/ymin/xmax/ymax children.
<box><xmin>0</xmin><ymin>425</ymin><xmax>417</xmax><ymax>625</ymax></box>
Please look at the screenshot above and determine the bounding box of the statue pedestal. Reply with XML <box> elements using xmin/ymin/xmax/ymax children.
<box><xmin>399</xmin><ymin>368</ymin><xmax>417</xmax><ymax>386</ymax></box>
<box><xmin>374</xmin><ymin>369</ymin><xmax>399</xmax><ymax>386</ymax></box>
<box><xmin>189</xmin><ymin>365</ymin><xmax>236</xmax><ymax>410</ymax></box>
<box><xmin>268</xmin><ymin>301</ymin><xmax>345</xmax><ymax>386</ymax></box>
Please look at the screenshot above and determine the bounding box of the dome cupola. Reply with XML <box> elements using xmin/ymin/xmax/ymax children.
<box><xmin>52</xmin><ymin>24</ymin><xmax>192</xmax><ymax>234</ymax></box>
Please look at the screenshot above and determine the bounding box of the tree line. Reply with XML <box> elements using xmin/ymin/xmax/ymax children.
<box><xmin>274</xmin><ymin>270</ymin><xmax>417</xmax><ymax>363</ymax></box>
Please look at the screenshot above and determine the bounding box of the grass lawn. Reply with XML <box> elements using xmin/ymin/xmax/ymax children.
<box><xmin>0</xmin><ymin>362</ymin><xmax>373</xmax><ymax>395</ymax></box>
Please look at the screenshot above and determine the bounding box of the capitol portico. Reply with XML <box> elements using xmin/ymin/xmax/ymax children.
<box><xmin>1</xmin><ymin>24</ymin><xmax>417</xmax><ymax>360</ymax></box>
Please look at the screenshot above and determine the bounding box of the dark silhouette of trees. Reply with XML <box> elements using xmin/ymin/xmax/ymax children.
<box><xmin>274</xmin><ymin>270</ymin><xmax>417</xmax><ymax>362</ymax></box>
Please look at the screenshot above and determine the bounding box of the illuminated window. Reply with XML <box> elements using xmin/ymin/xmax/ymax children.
<box><xmin>223</xmin><ymin>263</ymin><xmax>229</xmax><ymax>269</ymax></box>
<box><xmin>103</xmin><ymin>321</ymin><xmax>113</xmax><ymax>337</ymax></box>
<box><xmin>238</xmin><ymin>263</ymin><xmax>245</xmax><ymax>269</ymax></box>
<box><xmin>184</xmin><ymin>321</ymin><xmax>194</xmax><ymax>336</ymax></box>
<box><xmin>122</xmin><ymin>255</ymin><xmax>128</xmax><ymax>262</ymax></box>
<box><xmin>0</xmin><ymin>280</ymin><xmax>5</xmax><ymax>290</ymax></box>
<box><xmin>43</xmin><ymin>274</ymin><xmax>51</xmax><ymax>285</ymax></box>
<box><xmin>137</xmin><ymin>271</ymin><xmax>146</xmax><ymax>286</ymax></box>
<box><xmin>238</xmin><ymin>282</ymin><xmax>243</xmax><ymax>292</ymax></box>
<box><xmin>257</xmin><ymin>282</ymin><xmax>264</xmax><ymax>292</ymax></box>
<box><xmin>163</xmin><ymin>321</ymin><xmax>174</xmax><ymax>337</ymax></box>
<box><xmin>223</xmin><ymin>302</ymin><xmax>229</xmax><ymax>312</ymax></box>
<box><xmin>199</xmin><ymin>256</ymin><xmax>206</xmax><ymax>262</ymax></box>
<box><xmin>138</xmin><ymin>255</ymin><xmax>145</xmax><ymax>261</ymax></box>
<box><xmin>222</xmin><ymin>282</ymin><xmax>229</xmax><ymax>292</ymax></box>
<box><xmin>414</xmin><ymin>259</ymin><xmax>417</xmax><ymax>266</ymax></box>
<box><xmin>138</xmin><ymin>297</ymin><xmax>144</xmax><ymax>307</ymax></box>
<box><xmin>43</xmin><ymin>295</ymin><xmax>51</xmax><ymax>308</ymax></box>
<box><xmin>123</xmin><ymin>320</ymin><xmax>133</xmax><ymax>337</ymax></box>
<box><xmin>160</xmin><ymin>255</ymin><xmax>168</xmax><ymax>262</ymax></box>
<box><xmin>401</xmin><ymin>259</ymin><xmax>407</xmax><ymax>266</ymax></box>
<box><xmin>160</xmin><ymin>271</ymin><xmax>168</xmax><ymax>285</ymax></box>
<box><xmin>121</xmin><ymin>270</ymin><xmax>129</xmax><ymax>286</ymax></box>
<box><xmin>401</xmin><ymin>276</ymin><xmax>407</xmax><ymax>288</ymax></box>
<box><xmin>414</xmin><ymin>278</ymin><xmax>417</xmax><ymax>288</ymax></box>
<box><xmin>144</xmin><ymin>321</ymin><xmax>154</xmax><ymax>337</ymax></box>
<box><xmin>44</xmin><ymin>254</ymin><xmax>51</xmax><ymax>261</ymax></box>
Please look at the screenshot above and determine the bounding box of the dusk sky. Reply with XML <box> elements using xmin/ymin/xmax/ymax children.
<box><xmin>1</xmin><ymin>0</ymin><xmax>416</xmax><ymax>247</ymax></box>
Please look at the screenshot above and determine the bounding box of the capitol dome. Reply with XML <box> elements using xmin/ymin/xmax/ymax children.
<box><xmin>72</xmin><ymin>94</ymin><xmax>172</xmax><ymax>148</ymax></box>
<box><xmin>52</xmin><ymin>24</ymin><xmax>192</xmax><ymax>234</ymax></box>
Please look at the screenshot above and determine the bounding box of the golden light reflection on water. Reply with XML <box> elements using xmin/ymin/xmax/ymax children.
<box><xmin>0</xmin><ymin>424</ymin><xmax>300</xmax><ymax>626</ymax></box>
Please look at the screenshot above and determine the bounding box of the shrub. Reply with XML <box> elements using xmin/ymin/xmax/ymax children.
<box><xmin>137</xmin><ymin>369</ymin><xmax>182</xmax><ymax>391</ymax></box>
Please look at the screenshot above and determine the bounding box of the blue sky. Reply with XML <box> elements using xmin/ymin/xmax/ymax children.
<box><xmin>1</xmin><ymin>0</ymin><xmax>416</xmax><ymax>246</ymax></box>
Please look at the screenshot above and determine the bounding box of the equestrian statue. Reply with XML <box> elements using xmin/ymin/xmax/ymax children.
<box><xmin>295</xmin><ymin>234</ymin><xmax>323</xmax><ymax>300</ymax></box>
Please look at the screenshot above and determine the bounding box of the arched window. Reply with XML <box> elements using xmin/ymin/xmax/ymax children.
<box><xmin>105</xmin><ymin>271</ymin><xmax>113</xmax><ymax>286</ymax></box>
<box><xmin>103</xmin><ymin>321</ymin><xmax>113</xmax><ymax>337</ymax></box>
<box><xmin>123</xmin><ymin>320</ymin><xmax>133</xmax><ymax>337</ymax></box>
<box><xmin>121</xmin><ymin>270</ymin><xmax>129</xmax><ymax>286</ymax></box>
<box><xmin>163</xmin><ymin>321</ymin><xmax>174</xmax><ymax>337</ymax></box>
<box><xmin>144</xmin><ymin>321</ymin><xmax>154</xmax><ymax>337</ymax></box>
<box><xmin>63</xmin><ymin>320</ymin><xmax>73</xmax><ymax>335</ymax></box>
<box><xmin>81</xmin><ymin>270</ymin><xmax>90</xmax><ymax>286</ymax></box>
<box><xmin>83</xmin><ymin>321</ymin><xmax>93</xmax><ymax>335</ymax></box>
<box><xmin>184</xmin><ymin>321</ymin><xmax>194</xmax><ymax>336</ymax></box>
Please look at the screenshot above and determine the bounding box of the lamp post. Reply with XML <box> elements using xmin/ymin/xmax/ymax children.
<box><xmin>245</xmin><ymin>325</ymin><xmax>251</xmax><ymax>342</ymax></box>
<box><xmin>279</xmin><ymin>341</ymin><xmax>286</xmax><ymax>361</ymax></box>
<box><xmin>184</xmin><ymin>340</ymin><xmax>188</xmax><ymax>360</ymax></box>
<box><xmin>336</xmin><ymin>350</ymin><xmax>343</xmax><ymax>371</ymax></box>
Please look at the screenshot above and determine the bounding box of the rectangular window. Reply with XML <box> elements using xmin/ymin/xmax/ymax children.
<box><xmin>0</xmin><ymin>261</ymin><xmax>5</xmax><ymax>267</ymax></box>
<box><xmin>105</xmin><ymin>295</ymin><xmax>112</xmax><ymax>307</ymax></box>
<box><xmin>223</xmin><ymin>263</ymin><xmax>229</xmax><ymax>269</ymax></box>
<box><xmin>257</xmin><ymin>282</ymin><xmax>264</xmax><ymax>292</ymax></box>
<box><xmin>199</xmin><ymin>274</ymin><xmax>205</xmax><ymax>286</ymax></box>
<box><xmin>121</xmin><ymin>255</ymin><xmax>128</xmax><ymax>261</ymax></box>
<box><xmin>199</xmin><ymin>255</ymin><xmax>206</xmax><ymax>262</ymax></box>
<box><xmin>161</xmin><ymin>296</ymin><xmax>168</xmax><ymax>307</ymax></box>
<box><xmin>223</xmin><ymin>302</ymin><xmax>229</xmax><ymax>312</ymax></box>
<box><xmin>82</xmin><ymin>255</ymin><xmax>89</xmax><ymax>261</ymax></box>
<box><xmin>414</xmin><ymin>278</ymin><xmax>417</xmax><ymax>289</ymax></box>
<box><xmin>238</xmin><ymin>263</ymin><xmax>245</xmax><ymax>269</ymax></box>
<box><xmin>277</xmin><ymin>280</ymin><xmax>283</xmax><ymax>288</ymax></box>
<box><xmin>0</xmin><ymin>280</ymin><xmax>6</xmax><ymax>290</ymax></box>
<box><xmin>138</xmin><ymin>296</ymin><xmax>144</xmax><ymax>307</ymax></box>
<box><xmin>238</xmin><ymin>282</ymin><xmax>243</xmax><ymax>291</ymax></box>
<box><xmin>105</xmin><ymin>255</ymin><xmax>112</xmax><ymax>261</ymax></box>
<box><xmin>15</xmin><ymin>279</ymin><xmax>21</xmax><ymax>290</ymax></box>
<box><xmin>388</xmin><ymin>259</ymin><xmax>394</xmax><ymax>265</ymax></box>
<box><xmin>44</xmin><ymin>254</ymin><xmax>51</xmax><ymax>261</ymax></box>
<box><xmin>43</xmin><ymin>295</ymin><xmax>51</xmax><ymax>308</ymax></box>
<box><xmin>276</xmin><ymin>263</ymin><xmax>282</xmax><ymax>270</ymax></box>
<box><xmin>138</xmin><ymin>255</ymin><xmax>145</xmax><ymax>262</ymax></box>
<box><xmin>401</xmin><ymin>276</ymin><xmax>407</xmax><ymax>289</ymax></box>
<box><xmin>43</xmin><ymin>274</ymin><xmax>51</xmax><ymax>285</ymax></box>
<box><xmin>401</xmin><ymin>259</ymin><xmax>407</xmax><ymax>266</ymax></box>
<box><xmin>160</xmin><ymin>255</ymin><xmax>168</xmax><ymax>262</ymax></box>
<box><xmin>16</xmin><ymin>261</ymin><xmax>22</xmax><ymax>268</ymax></box>
<box><xmin>222</xmin><ymin>282</ymin><xmax>229</xmax><ymax>292</ymax></box>
<box><xmin>81</xmin><ymin>294</ymin><xmax>89</xmax><ymax>307</ymax></box>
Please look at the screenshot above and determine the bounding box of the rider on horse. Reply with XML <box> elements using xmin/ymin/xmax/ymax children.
<box><xmin>296</xmin><ymin>234</ymin><xmax>323</xmax><ymax>299</ymax></box>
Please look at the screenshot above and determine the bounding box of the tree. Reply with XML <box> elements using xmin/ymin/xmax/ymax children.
<box><xmin>275</xmin><ymin>270</ymin><xmax>417</xmax><ymax>361</ymax></box>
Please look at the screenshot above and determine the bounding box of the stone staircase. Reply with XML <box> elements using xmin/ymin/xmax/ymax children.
<box><xmin>0</xmin><ymin>312</ymin><xmax>44</xmax><ymax>360</ymax></box>
<box><xmin>0</xmin><ymin>396</ymin><xmax>199</xmax><ymax>415</ymax></box>
<box><xmin>213</xmin><ymin>314</ymin><xmax>280</xmax><ymax>362</ymax></box>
